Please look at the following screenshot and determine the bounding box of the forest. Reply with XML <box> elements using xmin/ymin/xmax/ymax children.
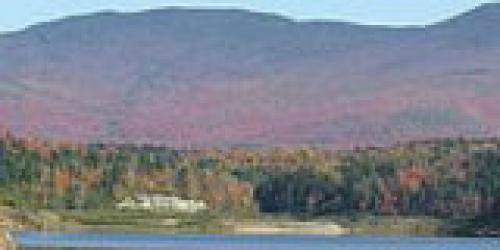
<box><xmin>0</xmin><ymin>129</ymin><xmax>499</xmax><ymax>235</ymax></box>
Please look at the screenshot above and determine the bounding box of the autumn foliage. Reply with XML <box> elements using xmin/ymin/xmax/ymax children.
<box><xmin>0</xmin><ymin>132</ymin><xmax>500</xmax><ymax>220</ymax></box>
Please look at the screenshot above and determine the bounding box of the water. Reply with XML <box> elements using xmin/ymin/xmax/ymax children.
<box><xmin>13</xmin><ymin>231</ymin><xmax>500</xmax><ymax>250</ymax></box>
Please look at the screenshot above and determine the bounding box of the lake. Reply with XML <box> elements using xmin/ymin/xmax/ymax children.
<box><xmin>13</xmin><ymin>231</ymin><xmax>500</xmax><ymax>250</ymax></box>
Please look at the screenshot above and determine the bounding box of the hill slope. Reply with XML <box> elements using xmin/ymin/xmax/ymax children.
<box><xmin>0</xmin><ymin>4</ymin><xmax>499</xmax><ymax>147</ymax></box>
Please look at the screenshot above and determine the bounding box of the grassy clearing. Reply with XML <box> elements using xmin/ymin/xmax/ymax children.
<box><xmin>52</xmin><ymin>209</ymin><xmax>225</xmax><ymax>233</ymax></box>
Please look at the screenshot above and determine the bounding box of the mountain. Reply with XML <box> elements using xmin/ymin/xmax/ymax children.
<box><xmin>0</xmin><ymin>4</ymin><xmax>499</xmax><ymax>147</ymax></box>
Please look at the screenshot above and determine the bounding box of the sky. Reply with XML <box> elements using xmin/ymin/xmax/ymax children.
<box><xmin>0</xmin><ymin>0</ymin><xmax>497</xmax><ymax>33</ymax></box>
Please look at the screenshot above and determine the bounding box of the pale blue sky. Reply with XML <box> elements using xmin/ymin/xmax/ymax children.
<box><xmin>0</xmin><ymin>0</ymin><xmax>497</xmax><ymax>33</ymax></box>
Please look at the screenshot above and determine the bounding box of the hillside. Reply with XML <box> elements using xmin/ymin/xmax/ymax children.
<box><xmin>0</xmin><ymin>4</ymin><xmax>499</xmax><ymax>147</ymax></box>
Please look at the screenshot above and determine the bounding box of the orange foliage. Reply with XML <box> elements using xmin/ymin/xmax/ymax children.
<box><xmin>54</xmin><ymin>169</ymin><xmax>72</xmax><ymax>195</ymax></box>
<box><xmin>398</xmin><ymin>166</ymin><xmax>426</xmax><ymax>190</ymax></box>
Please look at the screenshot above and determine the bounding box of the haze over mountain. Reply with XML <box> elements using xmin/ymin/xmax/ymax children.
<box><xmin>0</xmin><ymin>3</ymin><xmax>499</xmax><ymax>147</ymax></box>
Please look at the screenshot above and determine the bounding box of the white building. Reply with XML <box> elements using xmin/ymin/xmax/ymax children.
<box><xmin>116</xmin><ymin>194</ymin><xmax>208</xmax><ymax>213</ymax></box>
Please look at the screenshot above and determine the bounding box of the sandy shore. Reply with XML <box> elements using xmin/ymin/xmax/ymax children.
<box><xmin>0</xmin><ymin>232</ymin><xmax>5</xmax><ymax>249</ymax></box>
<box><xmin>231</xmin><ymin>221</ymin><xmax>346</xmax><ymax>235</ymax></box>
<box><xmin>0</xmin><ymin>225</ymin><xmax>14</xmax><ymax>248</ymax></box>
<box><xmin>0</xmin><ymin>206</ymin><xmax>26</xmax><ymax>249</ymax></box>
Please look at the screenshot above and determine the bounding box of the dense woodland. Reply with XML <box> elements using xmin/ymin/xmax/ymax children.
<box><xmin>0</xmin><ymin>130</ymin><xmax>499</xmax><ymax>234</ymax></box>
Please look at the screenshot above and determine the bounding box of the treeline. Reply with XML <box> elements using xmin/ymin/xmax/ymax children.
<box><xmin>1</xmin><ymin>131</ymin><xmax>500</xmax><ymax>231</ymax></box>
<box><xmin>251</xmin><ymin>139</ymin><xmax>500</xmax><ymax>218</ymax></box>
<box><xmin>0</xmin><ymin>131</ymin><xmax>253</xmax><ymax>214</ymax></box>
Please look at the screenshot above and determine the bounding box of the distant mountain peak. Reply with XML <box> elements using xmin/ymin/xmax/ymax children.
<box><xmin>439</xmin><ymin>2</ymin><xmax>500</xmax><ymax>25</ymax></box>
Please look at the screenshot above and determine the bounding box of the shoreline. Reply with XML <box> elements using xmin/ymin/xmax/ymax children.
<box><xmin>230</xmin><ymin>221</ymin><xmax>346</xmax><ymax>235</ymax></box>
<box><xmin>0</xmin><ymin>207</ymin><xmax>475</xmax><ymax>242</ymax></box>
<box><xmin>10</xmin><ymin>221</ymin><xmax>348</xmax><ymax>236</ymax></box>
<box><xmin>1</xmin><ymin>229</ymin><xmax>18</xmax><ymax>250</ymax></box>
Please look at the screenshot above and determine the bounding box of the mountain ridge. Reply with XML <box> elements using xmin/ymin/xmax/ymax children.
<box><xmin>0</xmin><ymin>4</ymin><xmax>499</xmax><ymax>147</ymax></box>
<box><xmin>3</xmin><ymin>2</ymin><xmax>500</xmax><ymax>37</ymax></box>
